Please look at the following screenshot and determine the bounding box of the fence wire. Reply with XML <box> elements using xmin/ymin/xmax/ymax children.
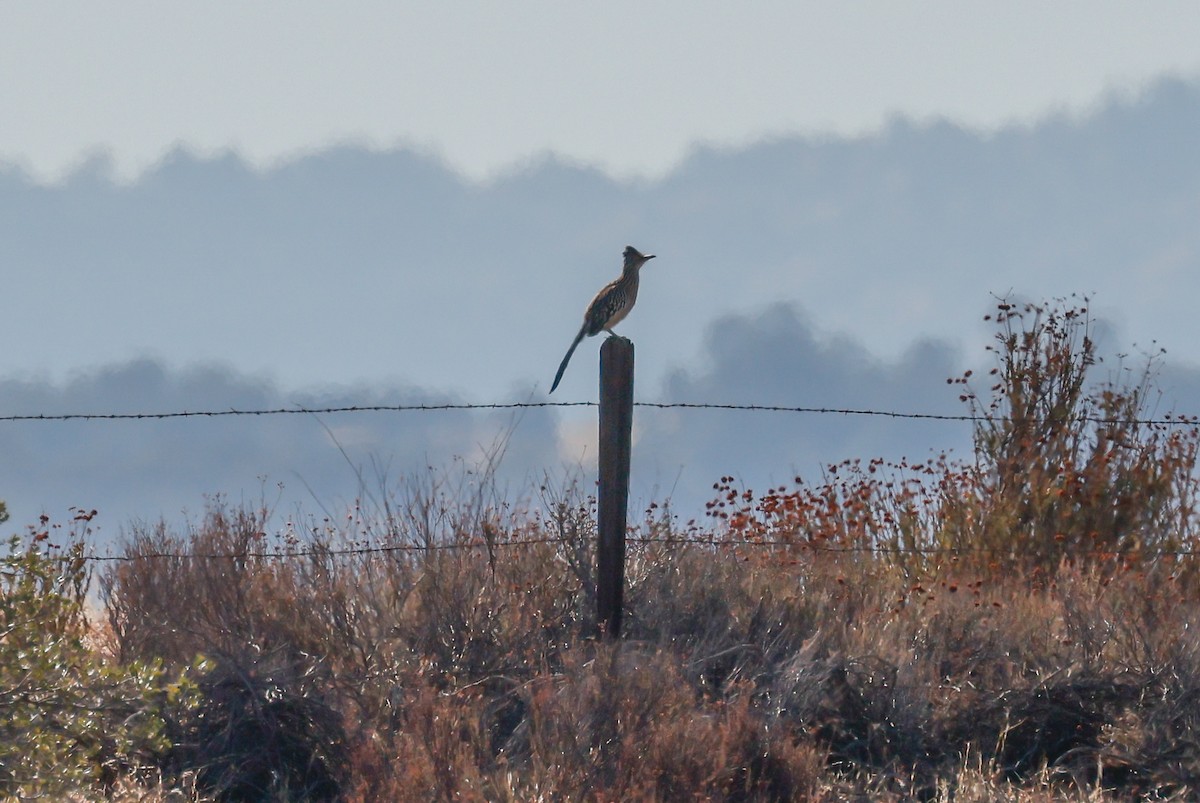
<box><xmin>7</xmin><ymin>398</ymin><xmax>1200</xmax><ymax>561</ymax></box>
<box><xmin>1</xmin><ymin>400</ymin><xmax>1196</xmax><ymax>426</ymax></box>
<box><xmin>64</xmin><ymin>535</ymin><xmax>1200</xmax><ymax>563</ymax></box>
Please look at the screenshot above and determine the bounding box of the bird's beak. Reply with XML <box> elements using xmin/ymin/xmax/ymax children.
<box><xmin>645</xmin><ymin>254</ymin><xmax>657</xmax><ymax>261</ymax></box>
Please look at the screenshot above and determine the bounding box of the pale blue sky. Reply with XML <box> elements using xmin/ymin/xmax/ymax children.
<box><xmin>2</xmin><ymin>3</ymin><xmax>1200</xmax><ymax>529</ymax></box>
<box><xmin>2</xmin><ymin>2</ymin><xmax>1198</xmax><ymax>183</ymax></box>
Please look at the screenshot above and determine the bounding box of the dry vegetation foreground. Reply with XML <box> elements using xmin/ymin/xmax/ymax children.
<box><xmin>7</xmin><ymin>503</ymin><xmax>1200</xmax><ymax>802</ymax></box>
<box><xmin>5</xmin><ymin>298</ymin><xmax>1200</xmax><ymax>801</ymax></box>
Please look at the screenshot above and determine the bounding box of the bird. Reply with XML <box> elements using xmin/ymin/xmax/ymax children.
<box><xmin>549</xmin><ymin>246</ymin><xmax>656</xmax><ymax>393</ymax></box>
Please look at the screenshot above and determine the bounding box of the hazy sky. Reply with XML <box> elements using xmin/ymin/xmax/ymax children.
<box><xmin>3</xmin><ymin>3</ymin><xmax>1200</xmax><ymax>530</ymax></box>
<box><xmin>3</xmin><ymin>2</ymin><xmax>1199</xmax><ymax>183</ymax></box>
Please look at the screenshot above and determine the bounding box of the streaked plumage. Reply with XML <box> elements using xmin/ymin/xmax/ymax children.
<box><xmin>550</xmin><ymin>246</ymin><xmax>656</xmax><ymax>393</ymax></box>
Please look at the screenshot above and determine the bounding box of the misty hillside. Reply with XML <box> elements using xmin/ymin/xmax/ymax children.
<box><xmin>1</xmin><ymin>76</ymin><xmax>1198</xmax><ymax>531</ymax></box>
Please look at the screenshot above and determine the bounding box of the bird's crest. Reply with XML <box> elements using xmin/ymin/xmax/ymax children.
<box><xmin>623</xmin><ymin>245</ymin><xmax>655</xmax><ymax>268</ymax></box>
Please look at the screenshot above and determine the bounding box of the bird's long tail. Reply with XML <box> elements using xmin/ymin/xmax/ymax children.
<box><xmin>550</xmin><ymin>328</ymin><xmax>586</xmax><ymax>394</ymax></box>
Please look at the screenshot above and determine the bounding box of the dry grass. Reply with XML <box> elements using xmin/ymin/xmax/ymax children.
<box><xmin>85</xmin><ymin>497</ymin><xmax>1200</xmax><ymax>802</ymax></box>
<box><xmin>15</xmin><ymin>296</ymin><xmax>1200</xmax><ymax>800</ymax></box>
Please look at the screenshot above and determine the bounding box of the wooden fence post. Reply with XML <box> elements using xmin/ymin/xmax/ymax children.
<box><xmin>596</xmin><ymin>336</ymin><xmax>634</xmax><ymax>638</ymax></box>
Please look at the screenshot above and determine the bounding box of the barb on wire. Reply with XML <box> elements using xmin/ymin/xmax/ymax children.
<box><xmin>80</xmin><ymin>536</ymin><xmax>565</xmax><ymax>562</ymax></box>
<box><xmin>0</xmin><ymin>402</ymin><xmax>593</xmax><ymax>422</ymax></box>
<box><xmin>74</xmin><ymin>534</ymin><xmax>1200</xmax><ymax>563</ymax></box>
<box><xmin>1</xmin><ymin>401</ymin><xmax>1196</xmax><ymax>426</ymax></box>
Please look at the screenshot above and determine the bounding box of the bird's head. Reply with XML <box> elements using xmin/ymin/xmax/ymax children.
<box><xmin>623</xmin><ymin>246</ymin><xmax>656</xmax><ymax>270</ymax></box>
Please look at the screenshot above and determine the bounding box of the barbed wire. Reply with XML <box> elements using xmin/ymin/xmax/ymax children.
<box><xmin>67</xmin><ymin>534</ymin><xmax>1200</xmax><ymax>563</ymax></box>
<box><xmin>1</xmin><ymin>400</ymin><xmax>1196</xmax><ymax>426</ymax></box>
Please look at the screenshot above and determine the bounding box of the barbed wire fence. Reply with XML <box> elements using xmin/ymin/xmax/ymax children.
<box><xmin>1</xmin><ymin>399</ymin><xmax>1197</xmax><ymax>425</ymax></box>
<box><xmin>6</xmin><ymin>398</ymin><xmax>1200</xmax><ymax>563</ymax></box>
<box><xmin>5</xmin><ymin>395</ymin><xmax>1199</xmax><ymax>726</ymax></box>
<box><xmin>67</xmin><ymin>537</ymin><xmax>1200</xmax><ymax>563</ymax></box>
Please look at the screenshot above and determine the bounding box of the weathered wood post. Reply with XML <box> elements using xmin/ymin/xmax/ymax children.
<box><xmin>596</xmin><ymin>336</ymin><xmax>634</xmax><ymax>638</ymax></box>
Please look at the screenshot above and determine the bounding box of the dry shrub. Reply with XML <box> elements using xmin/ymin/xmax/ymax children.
<box><xmin>375</xmin><ymin>683</ymin><xmax>494</xmax><ymax>801</ymax></box>
<box><xmin>100</xmin><ymin>505</ymin><xmax>309</xmax><ymax>666</ymax></box>
<box><xmin>712</xmin><ymin>297</ymin><xmax>1200</xmax><ymax>579</ymax></box>
<box><xmin>90</xmin><ymin>492</ymin><xmax>1200</xmax><ymax>800</ymax></box>
<box><xmin>517</xmin><ymin>644</ymin><xmax>824</xmax><ymax>802</ymax></box>
<box><xmin>960</xmin><ymin>297</ymin><xmax>1200</xmax><ymax>568</ymax></box>
<box><xmin>162</xmin><ymin>654</ymin><xmax>348</xmax><ymax>802</ymax></box>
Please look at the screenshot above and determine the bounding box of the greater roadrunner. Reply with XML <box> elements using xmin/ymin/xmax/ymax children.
<box><xmin>549</xmin><ymin>246</ymin><xmax>656</xmax><ymax>393</ymax></box>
